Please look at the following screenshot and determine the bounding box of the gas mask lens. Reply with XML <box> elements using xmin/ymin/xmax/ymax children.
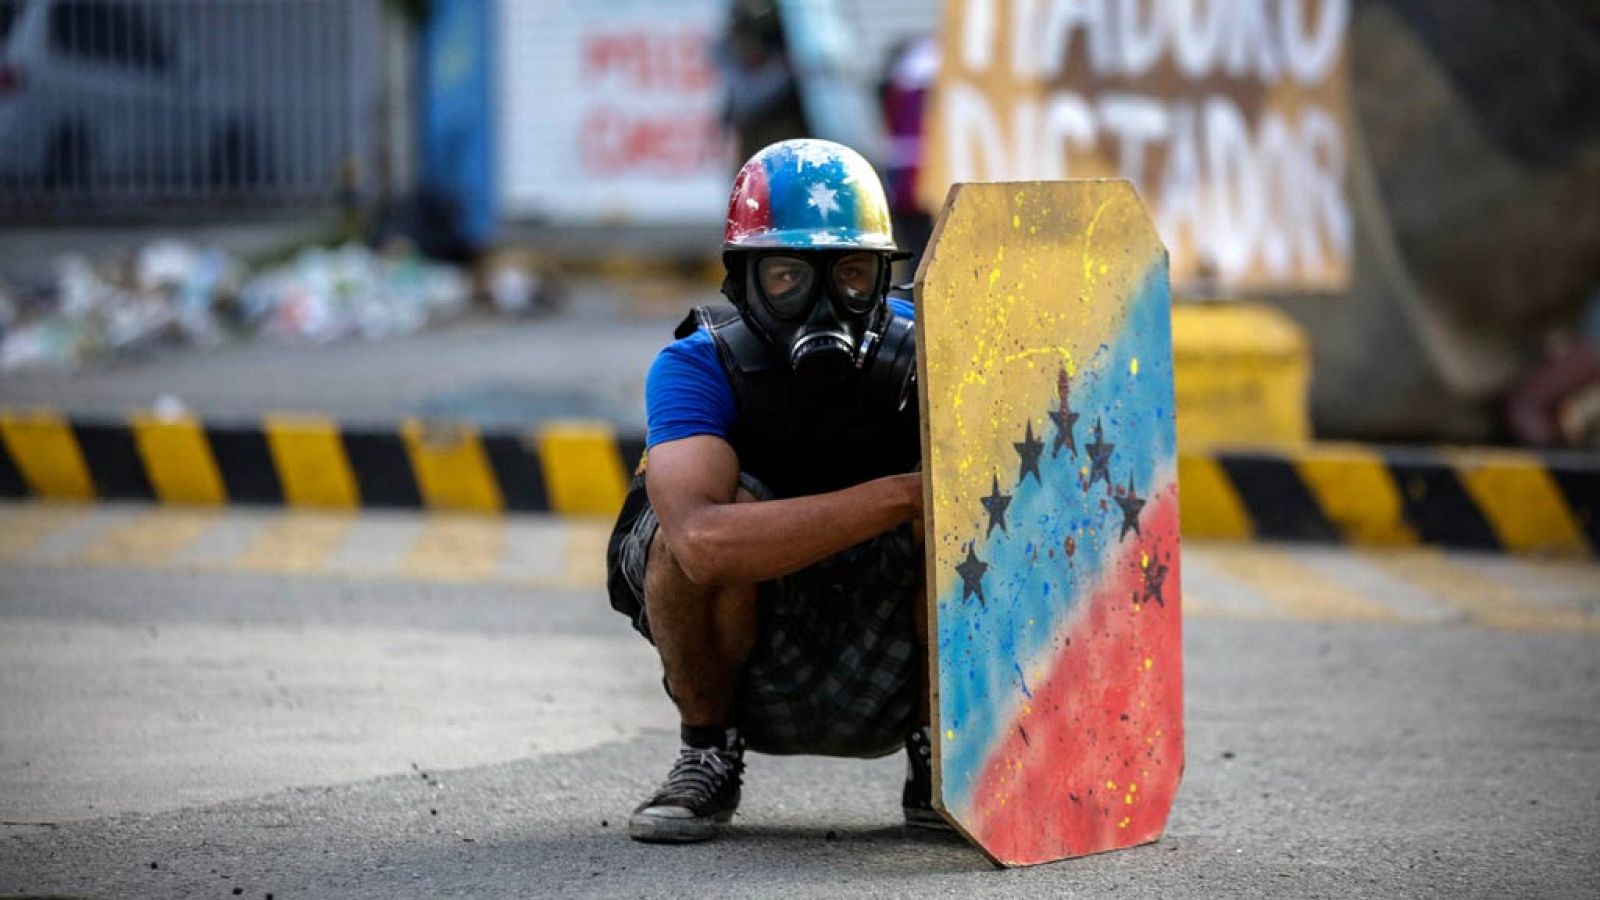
<box><xmin>831</xmin><ymin>252</ymin><xmax>882</xmax><ymax>312</ymax></box>
<box><xmin>758</xmin><ymin>252</ymin><xmax>883</xmax><ymax>318</ymax></box>
<box><xmin>756</xmin><ymin>256</ymin><xmax>816</xmax><ymax>319</ymax></box>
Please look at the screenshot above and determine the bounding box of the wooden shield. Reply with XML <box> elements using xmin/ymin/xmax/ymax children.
<box><xmin>915</xmin><ymin>181</ymin><xmax>1184</xmax><ymax>867</ymax></box>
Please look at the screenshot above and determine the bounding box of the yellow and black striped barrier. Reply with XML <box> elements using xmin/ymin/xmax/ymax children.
<box><xmin>1179</xmin><ymin>444</ymin><xmax>1597</xmax><ymax>557</ymax></box>
<box><xmin>0</xmin><ymin>410</ymin><xmax>1594</xmax><ymax>557</ymax></box>
<box><xmin>0</xmin><ymin>410</ymin><xmax>639</xmax><ymax>518</ymax></box>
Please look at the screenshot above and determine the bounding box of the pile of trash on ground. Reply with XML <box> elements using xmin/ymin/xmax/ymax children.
<box><xmin>0</xmin><ymin>241</ymin><xmax>483</xmax><ymax>371</ymax></box>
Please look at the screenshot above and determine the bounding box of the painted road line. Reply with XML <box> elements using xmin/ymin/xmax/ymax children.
<box><xmin>1370</xmin><ymin>550</ymin><xmax>1600</xmax><ymax>634</ymax></box>
<box><xmin>1</xmin><ymin>501</ymin><xmax>1592</xmax><ymax>633</ymax></box>
<box><xmin>1201</xmin><ymin>544</ymin><xmax>1403</xmax><ymax>622</ymax></box>
<box><xmin>0</xmin><ymin>505</ymin><xmax>93</xmax><ymax>564</ymax></box>
<box><xmin>560</xmin><ymin>520</ymin><xmax>613</xmax><ymax>589</ymax></box>
<box><xmin>403</xmin><ymin>515</ymin><xmax>506</xmax><ymax>582</ymax></box>
<box><xmin>263</xmin><ymin>416</ymin><xmax>360</xmax><ymax>509</ymax></box>
<box><xmin>1430</xmin><ymin>553</ymin><xmax>1600</xmax><ymax>619</ymax></box>
<box><xmin>237</xmin><ymin>511</ymin><xmax>358</xmax><ymax>574</ymax></box>
<box><xmin>322</xmin><ymin>512</ymin><xmax>429</xmax><ymax>577</ymax></box>
<box><xmin>1483</xmin><ymin>558</ymin><xmax>1600</xmax><ymax>615</ymax></box>
<box><xmin>12</xmin><ymin>505</ymin><xmax>142</xmax><ymax>566</ymax></box>
<box><xmin>172</xmin><ymin>508</ymin><xmax>276</xmax><ymax>570</ymax></box>
<box><xmin>497</xmin><ymin>517</ymin><xmax>571</xmax><ymax>583</ymax></box>
<box><xmin>73</xmin><ymin>508</ymin><xmax>220</xmax><ymax>568</ymax></box>
<box><xmin>1293</xmin><ymin>546</ymin><xmax>1464</xmax><ymax>624</ymax></box>
<box><xmin>1176</xmin><ymin>552</ymin><xmax>1284</xmax><ymax>620</ymax></box>
<box><xmin>131</xmin><ymin>415</ymin><xmax>228</xmax><ymax>506</ymax></box>
<box><xmin>0</xmin><ymin>411</ymin><xmax>96</xmax><ymax>501</ymax></box>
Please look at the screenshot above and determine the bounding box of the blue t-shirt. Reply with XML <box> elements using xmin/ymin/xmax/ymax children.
<box><xmin>645</xmin><ymin>298</ymin><xmax>915</xmax><ymax>448</ymax></box>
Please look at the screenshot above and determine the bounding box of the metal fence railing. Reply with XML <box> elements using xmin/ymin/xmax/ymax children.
<box><xmin>0</xmin><ymin>0</ymin><xmax>383</xmax><ymax>215</ymax></box>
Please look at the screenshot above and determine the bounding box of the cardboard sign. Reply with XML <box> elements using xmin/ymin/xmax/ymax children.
<box><xmin>916</xmin><ymin>180</ymin><xmax>1184</xmax><ymax>866</ymax></box>
<box><xmin>920</xmin><ymin>0</ymin><xmax>1353</xmax><ymax>293</ymax></box>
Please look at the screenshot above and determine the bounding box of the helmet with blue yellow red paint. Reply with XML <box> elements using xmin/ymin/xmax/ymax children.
<box><xmin>724</xmin><ymin>139</ymin><xmax>897</xmax><ymax>252</ymax></box>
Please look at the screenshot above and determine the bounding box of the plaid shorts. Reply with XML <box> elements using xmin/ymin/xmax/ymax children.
<box><xmin>606</xmin><ymin>473</ymin><xmax>920</xmax><ymax>759</ymax></box>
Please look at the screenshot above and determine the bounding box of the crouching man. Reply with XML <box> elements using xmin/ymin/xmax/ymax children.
<box><xmin>605</xmin><ymin>139</ymin><xmax>941</xmax><ymax>843</ymax></box>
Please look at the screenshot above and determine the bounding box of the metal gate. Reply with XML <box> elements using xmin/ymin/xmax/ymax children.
<box><xmin>0</xmin><ymin>0</ymin><xmax>382</xmax><ymax>214</ymax></box>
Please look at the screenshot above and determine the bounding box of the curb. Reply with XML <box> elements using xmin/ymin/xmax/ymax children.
<box><xmin>0</xmin><ymin>410</ymin><xmax>642</xmax><ymax>519</ymax></box>
<box><xmin>0</xmin><ymin>410</ymin><xmax>1594</xmax><ymax>558</ymax></box>
<box><xmin>1180</xmin><ymin>444</ymin><xmax>1596</xmax><ymax>558</ymax></box>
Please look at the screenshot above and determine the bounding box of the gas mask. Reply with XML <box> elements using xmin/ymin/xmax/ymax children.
<box><xmin>735</xmin><ymin>250</ymin><xmax>918</xmax><ymax>408</ymax></box>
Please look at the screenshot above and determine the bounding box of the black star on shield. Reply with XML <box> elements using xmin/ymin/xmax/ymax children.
<box><xmin>1114</xmin><ymin>472</ymin><xmax>1146</xmax><ymax>540</ymax></box>
<box><xmin>1086</xmin><ymin>417</ymin><xmax>1115</xmax><ymax>488</ymax></box>
<box><xmin>956</xmin><ymin>543</ymin><xmax>988</xmax><ymax>607</ymax></box>
<box><xmin>1050</xmin><ymin>367</ymin><xmax>1080</xmax><ymax>458</ymax></box>
<box><xmin>981</xmin><ymin>473</ymin><xmax>1012</xmax><ymax>537</ymax></box>
<box><xmin>1141</xmin><ymin>558</ymin><xmax>1168</xmax><ymax>607</ymax></box>
<box><xmin>1014</xmin><ymin>420</ymin><xmax>1044</xmax><ymax>487</ymax></box>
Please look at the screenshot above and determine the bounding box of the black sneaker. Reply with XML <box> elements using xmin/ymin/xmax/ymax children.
<box><xmin>903</xmin><ymin>725</ymin><xmax>952</xmax><ymax>830</ymax></box>
<box><xmin>629</xmin><ymin>735</ymin><xmax>746</xmax><ymax>843</ymax></box>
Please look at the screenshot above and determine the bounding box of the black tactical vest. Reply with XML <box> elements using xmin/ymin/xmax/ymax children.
<box><xmin>604</xmin><ymin>303</ymin><xmax>922</xmax><ymax>624</ymax></box>
<box><xmin>673</xmin><ymin>304</ymin><xmax>921</xmax><ymax>498</ymax></box>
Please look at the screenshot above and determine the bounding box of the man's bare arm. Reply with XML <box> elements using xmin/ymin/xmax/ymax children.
<box><xmin>645</xmin><ymin>435</ymin><xmax>921</xmax><ymax>587</ymax></box>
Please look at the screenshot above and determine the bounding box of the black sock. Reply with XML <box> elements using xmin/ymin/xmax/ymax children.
<box><xmin>682</xmin><ymin>723</ymin><xmax>739</xmax><ymax>752</ymax></box>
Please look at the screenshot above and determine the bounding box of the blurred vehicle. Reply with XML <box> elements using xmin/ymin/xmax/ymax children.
<box><xmin>0</xmin><ymin>0</ymin><xmax>262</xmax><ymax>191</ymax></box>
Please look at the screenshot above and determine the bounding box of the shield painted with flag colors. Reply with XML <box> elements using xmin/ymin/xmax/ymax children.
<box><xmin>914</xmin><ymin>180</ymin><xmax>1183</xmax><ymax>867</ymax></box>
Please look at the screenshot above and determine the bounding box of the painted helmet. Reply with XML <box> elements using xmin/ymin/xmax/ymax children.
<box><xmin>724</xmin><ymin>139</ymin><xmax>897</xmax><ymax>252</ymax></box>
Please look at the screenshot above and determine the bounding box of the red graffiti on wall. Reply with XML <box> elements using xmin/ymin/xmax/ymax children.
<box><xmin>582</xmin><ymin>30</ymin><xmax>715</xmax><ymax>91</ymax></box>
<box><xmin>578</xmin><ymin>29</ymin><xmax>722</xmax><ymax>175</ymax></box>
<box><xmin>580</xmin><ymin>110</ymin><xmax>723</xmax><ymax>175</ymax></box>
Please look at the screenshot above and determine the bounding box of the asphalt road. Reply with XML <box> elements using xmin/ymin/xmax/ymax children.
<box><xmin>0</xmin><ymin>511</ymin><xmax>1597</xmax><ymax>899</ymax></box>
